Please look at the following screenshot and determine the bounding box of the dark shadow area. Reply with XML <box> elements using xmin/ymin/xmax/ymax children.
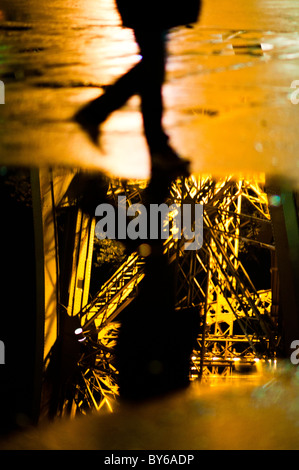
<box><xmin>115</xmin><ymin>245</ymin><xmax>200</xmax><ymax>401</ymax></box>
<box><xmin>0</xmin><ymin>168</ymin><xmax>41</xmax><ymax>436</ymax></box>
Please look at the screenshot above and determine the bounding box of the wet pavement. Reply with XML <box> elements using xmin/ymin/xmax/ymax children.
<box><xmin>2</xmin><ymin>363</ymin><xmax>299</xmax><ymax>450</ymax></box>
<box><xmin>0</xmin><ymin>0</ymin><xmax>299</xmax><ymax>182</ymax></box>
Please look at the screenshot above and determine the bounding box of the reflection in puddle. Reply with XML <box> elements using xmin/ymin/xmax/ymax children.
<box><xmin>0</xmin><ymin>166</ymin><xmax>287</xmax><ymax>431</ymax></box>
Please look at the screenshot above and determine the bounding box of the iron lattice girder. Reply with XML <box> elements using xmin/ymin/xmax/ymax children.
<box><xmin>81</xmin><ymin>174</ymin><xmax>276</xmax><ymax>350</ymax></box>
<box><xmin>205</xmin><ymin>228</ymin><xmax>272</xmax><ymax>337</ymax></box>
<box><xmin>80</xmin><ymin>252</ymin><xmax>145</xmax><ymax>335</ymax></box>
<box><xmin>72</xmin><ymin>175</ymin><xmax>278</xmax><ymax>413</ymax></box>
<box><xmin>169</xmin><ymin>175</ymin><xmax>277</xmax><ymax>354</ymax></box>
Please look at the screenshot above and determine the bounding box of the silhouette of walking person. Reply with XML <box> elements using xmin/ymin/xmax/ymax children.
<box><xmin>74</xmin><ymin>0</ymin><xmax>202</xmax><ymax>176</ymax></box>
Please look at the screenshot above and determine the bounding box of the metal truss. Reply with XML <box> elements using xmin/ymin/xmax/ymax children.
<box><xmin>69</xmin><ymin>174</ymin><xmax>279</xmax><ymax>413</ymax></box>
<box><xmin>72</xmin><ymin>322</ymin><xmax>120</xmax><ymax>415</ymax></box>
<box><xmin>72</xmin><ymin>253</ymin><xmax>145</xmax><ymax>415</ymax></box>
<box><xmin>69</xmin><ymin>179</ymin><xmax>147</xmax><ymax>414</ymax></box>
<box><xmin>167</xmin><ymin>175</ymin><xmax>278</xmax><ymax>379</ymax></box>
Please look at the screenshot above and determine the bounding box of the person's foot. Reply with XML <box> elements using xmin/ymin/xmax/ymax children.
<box><xmin>151</xmin><ymin>145</ymin><xmax>191</xmax><ymax>176</ymax></box>
<box><xmin>74</xmin><ymin>105</ymin><xmax>101</xmax><ymax>146</ymax></box>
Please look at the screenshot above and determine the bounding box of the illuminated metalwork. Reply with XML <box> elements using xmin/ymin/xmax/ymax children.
<box><xmin>71</xmin><ymin>321</ymin><xmax>120</xmax><ymax>415</ymax></box>
<box><xmin>67</xmin><ymin>180</ymin><xmax>147</xmax><ymax>414</ymax></box>
<box><xmin>72</xmin><ymin>253</ymin><xmax>145</xmax><ymax>414</ymax></box>
<box><xmin>64</xmin><ymin>174</ymin><xmax>279</xmax><ymax>415</ymax></box>
<box><xmin>167</xmin><ymin>176</ymin><xmax>277</xmax><ymax>379</ymax></box>
<box><xmin>71</xmin><ymin>176</ymin><xmax>277</xmax><ymax>414</ymax></box>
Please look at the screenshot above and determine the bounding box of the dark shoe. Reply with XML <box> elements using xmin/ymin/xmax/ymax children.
<box><xmin>74</xmin><ymin>106</ymin><xmax>101</xmax><ymax>146</ymax></box>
<box><xmin>151</xmin><ymin>146</ymin><xmax>191</xmax><ymax>176</ymax></box>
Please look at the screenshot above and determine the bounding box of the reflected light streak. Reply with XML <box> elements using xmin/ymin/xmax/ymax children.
<box><xmin>76</xmin><ymin>0</ymin><xmax>138</xmax><ymax>82</ymax></box>
<box><xmin>260</xmin><ymin>43</ymin><xmax>274</xmax><ymax>52</ymax></box>
<box><xmin>70</xmin><ymin>0</ymin><xmax>147</xmax><ymax>178</ymax></box>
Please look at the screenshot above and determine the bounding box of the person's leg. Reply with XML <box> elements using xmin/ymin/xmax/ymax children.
<box><xmin>74</xmin><ymin>60</ymin><xmax>142</xmax><ymax>144</ymax></box>
<box><xmin>134</xmin><ymin>28</ymin><xmax>190</xmax><ymax>174</ymax></box>
<box><xmin>133</xmin><ymin>28</ymin><xmax>169</xmax><ymax>154</ymax></box>
<box><xmin>74</xmin><ymin>27</ymin><xmax>189</xmax><ymax>174</ymax></box>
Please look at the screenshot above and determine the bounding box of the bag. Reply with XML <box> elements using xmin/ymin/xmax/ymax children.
<box><xmin>116</xmin><ymin>0</ymin><xmax>202</xmax><ymax>30</ymax></box>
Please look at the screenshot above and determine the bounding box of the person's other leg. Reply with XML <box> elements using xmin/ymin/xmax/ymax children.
<box><xmin>133</xmin><ymin>28</ymin><xmax>169</xmax><ymax>154</ymax></box>
<box><xmin>134</xmin><ymin>28</ymin><xmax>190</xmax><ymax>173</ymax></box>
<box><xmin>74</xmin><ymin>59</ymin><xmax>142</xmax><ymax>145</ymax></box>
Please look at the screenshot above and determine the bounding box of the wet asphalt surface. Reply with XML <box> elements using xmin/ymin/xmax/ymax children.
<box><xmin>0</xmin><ymin>0</ymin><xmax>299</xmax><ymax>182</ymax></box>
